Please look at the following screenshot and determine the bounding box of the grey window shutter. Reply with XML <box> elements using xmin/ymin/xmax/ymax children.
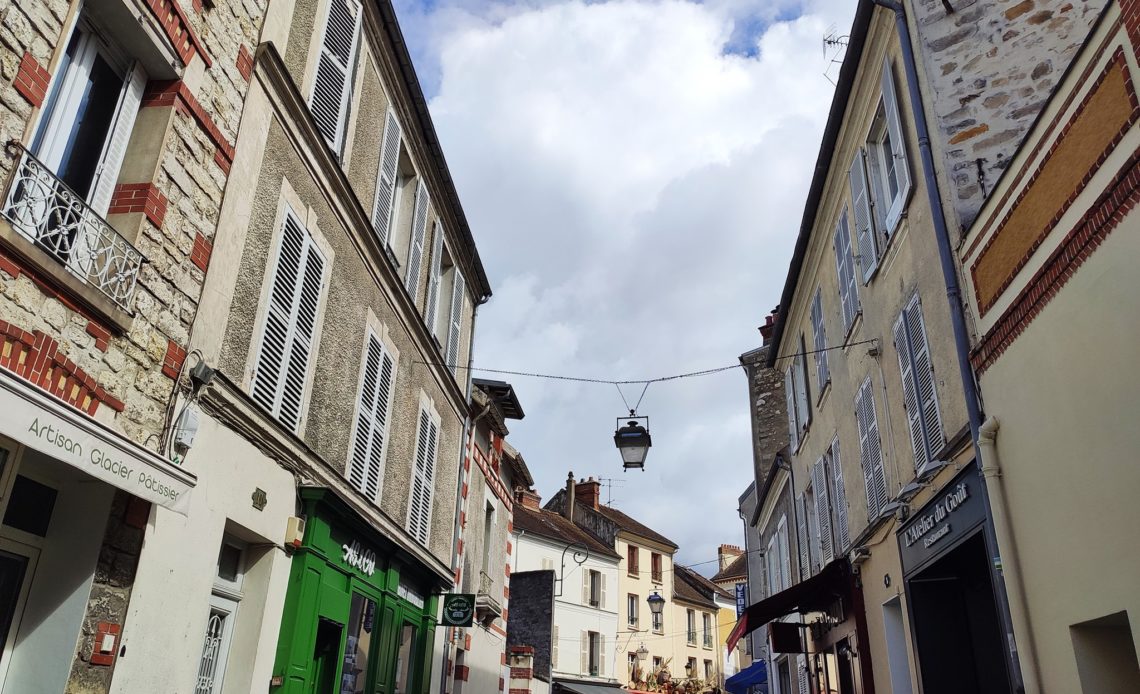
<box><xmin>893</xmin><ymin>309</ymin><xmax>927</xmax><ymax>470</ymax></box>
<box><xmin>833</xmin><ymin>210</ymin><xmax>860</xmax><ymax>332</ymax></box>
<box><xmin>405</xmin><ymin>181</ymin><xmax>430</xmax><ymax>300</ymax></box>
<box><xmin>348</xmin><ymin>332</ymin><xmax>395</xmax><ymax>502</ymax></box>
<box><xmin>251</xmin><ymin>210</ymin><xmax>325</xmax><ymax>433</ymax></box>
<box><xmin>424</xmin><ymin>226</ymin><xmax>444</xmax><ymax>336</ymax></box>
<box><xmin>90</xmin><ymin>63</ymin><xmax>146</xmax><ymax>216</ymax></box>
<box><xmin>848</xmin><ymin>149</ymin><xmax>879</xmax><ymax>283</ymax></box>
<box><xmin>797</xmin><ymin>654</ymin><xmax>809</xmax><ymax>694</ymax></box>
<box><xmin>908</xmin><ymin>295</ymin><xmax>943</xmax><ymax>461</ymax></box>
<box><xmin>445</xmin><ymin>269</ymin><xmax>465</xmax><ymax>374</ymax></box>
<box><xmin>372</xmin><ymin>110</ymin><xmax>402</xmax><ymax>244</ymax></box>
<box><xmin>856</xmin><ymin>378</ymin><xmax>888</xmax><ymax>520</ymax></box>
<box><xmin>881</xmin><ymin>59</ymin><xmax>912</xmax><ymax>232</ymax></box>
<box><xmin>310</xmin><ymin>0</ymin><xmax>361</xmax><ymax>153</ymax></box>
<box><xmin>795</xmin><ymin>492</ymin><xmax>809</xmax><ymax>581</ymax></box>
<box><xmin>807</xmin><ymin>487</ymin><xmax>821</xmax><ymax>572</ymax></box>
<box><xmin>812</xmin><ymin>458</ymin><xmax>834</xmax><ymax>565</ymax></box>
<box><xmin>831</xmin><ymin>439</ymin><xmax>851</xmax><ymax>551</ymax></box>
<box><xmin>778</xmin><ymin>521</ymin><xmax>792</xmax><ymax>590</ymax></box>
<box><xmin>795</xmin><ymin>336</ymin><xmax>811</xmax><ymax>429</ymax></box>
<box><xmin>784</xmin><ymin>366</ymin><xmax>799</xmax><ymax>450</ymax></box>
<box><xmin>811</xmin><ymin>290</ymin><xmax>829</xmax><ymax>389</ymax></box>
<box><xmin>407</xmin><ymin>407</ymin><xmax>439</xmax><ymax>544</ymax></box>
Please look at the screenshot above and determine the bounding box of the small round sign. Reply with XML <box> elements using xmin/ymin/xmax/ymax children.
<box><xmin>442</xmin><ymin>594</ymin><xmax>475</xmax><ymax>627</ymax></box>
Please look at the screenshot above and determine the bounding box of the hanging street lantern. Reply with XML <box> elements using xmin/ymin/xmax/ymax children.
<box><xmin>614</xmin><ymin>414</ymin><xmax>652</xmax><ymax>471</ymax></box>
<box><xmin>636</xmin><ymin>644</ymin><xmax>649</xmax><ymax>662</ymax></box>
<box><xmin>646</xmin><ymin>591</ymin><xmax>665</xmax><ymax>616</ymax></box>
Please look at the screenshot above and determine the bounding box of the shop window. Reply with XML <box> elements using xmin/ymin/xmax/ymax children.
<box><xmin>348</xmin><ymin>328</ymin><xmax>396</xmax><ymax>503</ymax></box>
<box><xmin>393</xmin><ymin>622</ymin><xmax>417</xmax><ymax>694</ymax></box>
<box><xmin>2</xmin><ymin>476</ymin><xmax>57</xmax><ymax>538</ymax></box>
<box><xmin>339</xmin><ymin>594</ymin><xmax>377</xmax><ymax>694</ymax></box>
<box><xmin>651</xmin><ymin>552</ymin><xmax>662</xmax><ymax>582</ymax></box>
<box><xmin>194</xmin><ymin>537</ymin><xmax>246</xmax><ymax>694</ymax></box>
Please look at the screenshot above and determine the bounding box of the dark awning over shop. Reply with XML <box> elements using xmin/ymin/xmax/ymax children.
<box><xmin>727</xmin><ymin>559</ymin><xmax>850</xmax><ymax>651</ymax></box>
<box><xmin>725</xmin><ymin>659</ymin><xmax>768</xmax><ymax>694</ymax></box>
<box><xmin>552</xmin><ymin>679</ymin><xmax>626</xmax><ymax>693</ymax></box>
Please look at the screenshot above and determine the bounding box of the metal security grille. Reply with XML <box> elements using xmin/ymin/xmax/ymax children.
<box><xmin>194</xmin><ymin>609</ymin><xmax>228</xmax><ymax>694</ymax></box>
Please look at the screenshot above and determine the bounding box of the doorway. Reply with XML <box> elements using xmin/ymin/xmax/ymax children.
<box><xmin>0</xmin><ymin>541</ymin><xmax>36</xmax><ymax>686</ymax></box>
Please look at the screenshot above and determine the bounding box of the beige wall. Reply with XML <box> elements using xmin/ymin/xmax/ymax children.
<box><xmin>615</xmin><ymin>534</ymin><xmax>676</xmax><ymax>675</ymax></box>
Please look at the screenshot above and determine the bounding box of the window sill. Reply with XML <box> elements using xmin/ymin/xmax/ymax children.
<box><xmin>816</xmin><ymin>380</ymin><xmax>831</xmax><ymax>409</ymax></box>
<box><xmin>842</xmin><ymin>311</ymin><xmax>863</xmax><ymax>349</ymax></box>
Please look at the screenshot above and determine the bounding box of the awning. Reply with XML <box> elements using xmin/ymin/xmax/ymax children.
<box><xmin>727</xmin><ymin>559</ymin><xmax>850</xmax><ymax>651</ymax></box>
<box><xmin>0</xmin><ymin>368</ymin><xmax>195</xmax><ymax>514</ymax></box>
<box><xmin>725</xmin><ymin>659</ymin><xmax>767</xmax><ymax>694</ymax></box>
<box><xmin>552</xmin><ymin>679</ymin><xmax>626</xmax><ymax>694</ymax></box>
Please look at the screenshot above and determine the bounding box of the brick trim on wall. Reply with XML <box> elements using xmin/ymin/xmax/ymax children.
<box><xmin>0</xmin><ymin>322</ymin><xmax>126</xmax><ymax>413</ymax></box>
<box><xmin>190</xmin><ymin>233</ymin><xmax>212</xmax><ymax>272</ymax></box>
<box><xmin>109</xmin><ymin>183</ymin><xmax>169</xmax><ymax>229</ymax></box>
<box><xmin>144</xmin><ymin>0</ymin><xmax>212</xmax><ymax>67</ymax></box>
<box><xmin>162</xmin><ymin>339</ymin><xmax>187</xmax><ymax>380</ymax></box>
<box><xmin>236</xmin><ymin>45</ymin><xmax>254</xmax><ymax>83</ymax></box>
<box><xmin>142</xmin><ymin>81</ymin><xmax>235</xmax><ymax>172</ymax></box>
<box><xmin>0</xmin><ymin>250</ymin><xmax>119</xmax><ymax>339</ymax></box>
<box><xmin>14</xmin><ymin>52</ymin><xmax>50</xmax><ymax>107</ymax></box>
<box><xmin>972</xmin><ymin>146</ymin><xmax>1140</xmax><ymax>374</ymax></box>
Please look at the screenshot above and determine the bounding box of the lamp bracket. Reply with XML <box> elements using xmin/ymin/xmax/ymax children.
<box><xmin>554</xmin><ymin>542</ymin><xmax>590</xmax><ymax>597</ymax></box>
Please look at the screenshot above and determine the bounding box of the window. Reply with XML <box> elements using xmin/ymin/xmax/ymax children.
<box><xmin>702</xmin><ymin>613</ymin><xmax>713</xmax><ymax>649</ymax></box>
<box><xmin>811</xmin><ymin>457</ymin><xmax>835</xmax><ymax>570</ymax></box>
<box><xmin>893</xmin><ymin>294</ymin><xmax>943</xmax><ymax>471</ymax></box>
<box><xmin>687</xmin><ymin>609</ymin><xmax>696</xmax><ymax>645</ymax></box>
<box><xmin>829</xmin><ymin>438</ymin><xmax>851</xmax><ymax>552</ymax></box>
<box><xmin>704</xmin><ymin>659</ymin><xmax>713</xmax><ymax>680</ymax></box>
<box><xmin>347</xmin><ymin>329</ymin><xmax>396</xmax><ymax>502</ymax></box>
<box><xmin>855</xmin><ymin>377</ymin><xmax>889</xmax><ymax>520</ymax></box>
<box><xmin>651</xmin><ymin>552</ymin><xmax>662</xmax><ymax>583</ymax></box>
<box><xmin>481</xmin><ymin>502</ymin><xmax>494</xmax><ymax>576</ymax></box>
<box><xmin>627</xmin><ymin>594</ymin><xmax>639</xmax><ymax>628</ymax></box>
<box><xmin>424</xmin><ymin>222</ymin><xmax>444</xmax><ymax>337</ymax></box>
<box><xmin>309</xmin><ymin>0</ymin><xmax>362</xmax><ymax>154</ymax></box>
<box><xmin>372</xmin><ymin>110</ymin><xmax>402</xmax><ymax>245</ymax></box>
<box><xmin>404</xmin><ymin>181</ymin><xmax>430</xmax><ymax>300</ymax></box>
<box><xmin>833</xmin><ymin>208</ymin><xmax>861</xmax><ymax>334</ymax></box>
<box><xmin>627</xmin><ymin>545</ymin><xmax>640</xmax><ymax>576</ymax></box>
<box><xmin>194</xmin><ymin>537</ymin><xmax>245</xmax><ymax>694</ymax></box>
<box><xmin>582</xmin><ymin>630</ymin><xmax>604</xmax><ymax>677</ymax></box>
<box><xmin>406</xmin><ymin>398</ymin><xmax>441</xmax><ymax>545</ymax></box>
<box><xmin>250</xmin><ymin>207</ymin><xmax>327</xmax><ymax>433</ymax></box>
<box><xmin>687</xmin><ymin>657</ymin><xmax>697</xmax><ymax>678</ymax></box>
<box><xmin>652</xmin><ymin>656</ymin><xmax>663</xmax><ymax>671</ymax></box>
<box><xmin>811</xmin><ymin>290</ymin><xmax>829</xmax><ymax>393</ymax></box>
<box><xmin>777</xmin><ymin>515</ymin><xmax>791</xmax><ymax>591</ymax></box>
<box><xmin>583</xmin><ymin>569</ymin><xmax>605</xmax><ymax>609</ymax></box>
<box><xmin>627</xmin><ymin>652</ymin><xmax>637</xmax><ymax>676</ymax></box>
<box><xmin>444</xmin><ymin>263</ymin><xmax>466</xmax><ymax>375</ymax></box>
<box><xmin>652</xmin><ymin>609</ymin><xmax>663</xmax><ymax>633</ymax></box>
<box><xmin>783</xmin><ymin>335</ymin><xmax>811</xmax><ymax>450</ymax></box>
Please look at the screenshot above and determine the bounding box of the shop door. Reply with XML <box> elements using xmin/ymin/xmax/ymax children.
<box><xmin>0</xmin><ymin>540</ymin><xmax>37</xmax><ymax>688</ymax></box>
<box><xmin>389</xmin><ymin>621</ymin><xmax>418</xmax><ymax>694</ymax></box>
<box><xmin>310</xmin><ymin>617</ymin><xmax>343</xmax><ymax>694</ymax></box>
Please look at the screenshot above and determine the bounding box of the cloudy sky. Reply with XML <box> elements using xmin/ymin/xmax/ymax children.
<box><xmin>393</xmin><ymin>0</ymin><xmax>856</xmax><ymax>573</ymax></box>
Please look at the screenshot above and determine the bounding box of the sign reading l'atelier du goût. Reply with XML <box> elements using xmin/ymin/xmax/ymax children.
<box><xmin>897</xmin><ymin>464</ymin><xmax>987</xmax><ymax>573</ymax></box>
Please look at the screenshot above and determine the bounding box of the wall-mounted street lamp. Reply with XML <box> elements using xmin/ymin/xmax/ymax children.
<box><xmin>683</xmin><ymin>660</ymin><xmax>693</xmax><ymax>678</ymax></box>
<box><xmin>614</xmin><ymin>414</ymin><xmax>652</xmax><ymax>471</ymax></box>
<box><xmin>646</xmin><ymin>591</ymin><xmax>665</xmax><ymax>616</ymax></box>
<box><xmin>636</xmin><ymin>644</ymin><xmax>649</xmax><ymax>661</ymax></box>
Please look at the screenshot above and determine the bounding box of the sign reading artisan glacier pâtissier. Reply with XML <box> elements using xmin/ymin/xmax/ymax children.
<box><xmin>0</xmin><ymin>371</ymin><xmax>194</xmax><ymax>514</ymax></box>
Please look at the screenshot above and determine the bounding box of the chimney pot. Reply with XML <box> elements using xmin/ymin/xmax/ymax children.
<box><xmin>575</xmin><ymin>477</ymin><xmax>602</xmax><ymax>511</ymax></box>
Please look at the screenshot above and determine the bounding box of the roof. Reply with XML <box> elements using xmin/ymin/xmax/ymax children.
<box><xmin>681</xmin><ymin>564</ymin><xmax>735</xmax><ymax>601</ymax></box>
<box><xmin>501</xmin><ymin>441</ymin><xmax>534</xmax><ymax>489</ymax></box>
<box><xmin>512</xmin><ymin>505</ymin><xmax>621</xmax><ymax>560</ymax></box>
<box><xmin>766</xmin><ymin>0</ymin><xmax>875</xmax><ymax>367</ymax></box>
<box><xmin>473</xmin><ymin>378</ymin><xmax>525</xmax><ymax>419</ymax></box>
<box><xmin>594</xmin><ymin>504</ymin><xmax>678</xmax><ymax>550</ymax></box>
<box><xmin>673</xmin><ymin>565</ymin><xmax>720</xmax><ymax>609</ymax></box>
<box><xmin>711</xmin><ymin>554</ymin><xmax>748</xmax><ymax>583</ymax></box>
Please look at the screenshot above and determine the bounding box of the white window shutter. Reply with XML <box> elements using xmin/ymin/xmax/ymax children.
<box><xmin>582</xmin><ymin>570</ymin><xmax>590</xmax><ymax>605</ymax></box>
<box><xmin>347</xmin><ymin>333</ymin><xmax>395</xmax><ymax>502</ymax></box>
<box><xmin>812</xmin><ymin>458</ymin><xmax>834</xmax><ymax>565</ymax></box>
<box><xmin>881</xmin><ymin>59</ymin><xmax>912</xmax><ymax>232</ymax></box>
<box><xmin>445</xmin><ymin>269</ymin><xmax>465</xmax><ymax>374</ymax></box>
<box><xmin>600</xmin><ymin>572</ymin><xmax>607</xmax><ymax>610</ymax></box>
<box><xmin>778</xmin><ymin>521</ymin><xmax>791</xmax><ymax>590</ymax></box>
<box><xmin>833</xmin><ymin>210</ymin><xmax>860</xmax><ymax>332</ymax></box>
<box><xmin>552</xmin><ymin>625</ymin><xmax>559</xmax><ymax>669</ymax></box>
<box><xmin>310</xmin><ymin>0</ymin><xmax>361</xmax><ymax>153</ymax></box>
<box><xmin>811</xmin><ymin>291</ymin><xmax>828</xmax><ymax>389</ymax></box>
<box><xmin>407</xmin><ymin>407</ymin><xmax>439</xmax><ymax>544</ymax></box>
<box><xmin>831</xmin><ymin>439</ymin><xmax>851</xmax><ymax>551</ymax></box>
<box><xmin>599</xmin><ymin>634</ymin><xmax>606</xmax><ymax>677</ymax></box>
<box><xmin>784</xmin><ymin>366</ymin><xmax>799</xmax><ymax>451</ymax></box>
<box><xmin>405</xmin><ymin>181</ymin><xmax>430</xmax><ymax>299</ymax></box>
<box><xmin>856</xmin><ymin>379</ymin><xmax>888</xmax><ymax>520</ymax></box>
<box><xmin>848</xmin><ymin>149</ymin><xmax>879</xmax><ymax>283</ymax></box>
<box><xmin>797</xmin><ymin>655</ymin><xmax>809</xmax><ymax>694</ymax></box>
<box><xmin>794</xmin><ymin>338</ymin><xmax>811</xmax><ymax>429</ymax></box>
<box><xmin>894</xmin><ymin>309</ymin><xmax>927</xmax><ymax>470</ymax></box>
<box><xmin>908</xmin><ymin>295</ymin><xmax>943</xmax><ymax>462</ymax></box>
<box><xmin>90</xmin><ymin>63</ymin><xmax>146</xmax><ymax>216</ymax></box>
<box><xmin>795</xmin><ymin>493</ymin><xmax>809</xmax><ymax>581</ymax></box>
<box><xmin>580</xmin><ymin>631</ymin><xmax>589</xmax><ymax>675</ymax></box>
<box><xmin>807</xmin><ymin>487</ymin><xmax>821</xmax><ymax>572</ymax></box>
<box><xmin>372</xmin><ymin>110</ymin><xmax>402</xmax><ymax>244</ymax></box>
<box><xmin>425</xmin><ymin>226</ymin><xmax>444</xmax><ymax>336</ymax></box>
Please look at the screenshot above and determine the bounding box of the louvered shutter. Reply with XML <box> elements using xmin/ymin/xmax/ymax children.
<box><xmin>811</xmin><ymin>291</ymin><xmax>828</xmax><ymax>389</ymax></box>
<box><xmin>831</xmin><ymin>439</ymin><xmax>851</xmax><ymax>551</ymax></box>
<box><xmin>445</xmin><ymin>269</ymin><xmax>465</xmax><ymax>374</ymax></box>
<box><xmin>580</xmin><ymin>631</ymin><xmax>589</xmax><ymax>675</ymax></box>
<box><xmin>405</xmin><ymin>181</ymin><xmax>429</xmax><ymax>299</ymax></box>
<box><xmin>310</xmin><ymin>0</ymin><xmax>361</xmax><ymax>153</ymax></box>
<box><xmin>784</xmin><ymin>367</ymin><xmax>799</xmax><ymax>450</ymax></box>
<box><xmin>893</xmin><ymin>309</ymin><xmax>927</xmax><ymax>470</ymax></box>
<box><xmin>848</xmin><ymin>150</ymin><xmax>879</xmax><ymax>283</ymax></box>
<box><xmin>807</xmin><ymin>488</ymin><xmax>821</xmax><ymax>573</ymax></box>
<box><xmin>425</xmin><ymin>225</ymin><xmax>444</xmax><ymax>336</ymax></box>
<box><xmin>794</xmin><ymin>338</ymin><xmax>811</xmax><ymax>429</ymax></box>
<box><xmin>582</xmin><ymin>571</ymin><xmax>591</xmax><ymax>605</ymax></box>
<box><xmin>812</xmin><ymin>458</ymin><xmax>834</xmax><ymax>566</ymax></box>
<box><xmin>833</xmin><ymin>211</ymin><xmax>860</xmax><ymax>332</ymax></box>
<box><xmin>907</xmin><ymin>296</ymin><xmax>943</xmax><ymax>463</ymax></box>
<box><xmin>90</xmin><ymin>63</ymin><xmax>146</xmax><ymax>215</ymax></box>
<box><xmin>795</xmin><ymin>493</ymin><xmax>809</xmax><ymax>582</ymax></box>
<box><xmin>372</xmin><ymin>110</ymin><xmax>401</xmax><ymax>244</ymax></box>
<box><xmin>778</xmin><ymin>521</ymin><xmax>791</xmax><ymax>590</ymax></box>
<box><xmin>881</xmin><ymin>59</ymin><xmax>912</xmax><ymax>232</ymax></box>
<box><xmin>407</xmin><ymin>407</ymin><xmax>439</xmax><ymax>544</ymax></box>
<box><xmin>599</xmin><ymin>634</ymin><xmax>606</xmax><ymax>677</ymax></box>
<box><xmin>347</xmin><ymin>332</ymin><xmax>395</xmax><ymax>502</ymax></box>
<box><xmin>600</xmin><ymin>572</ymin><xmax>607</xmax><ymax>609</ymax></box>
<box><xmin>797</xmin><ymin>654</ymin><xmax>809</xmax><ymax>694</ymax></box>
<box><xmin>552</xmin><ymin>625</ymin><xmax>559</xmax><ymax>669</ymax></box>
<box><xmin>251</xmin><ymin>210</ymin><xmax>326</xmax><ymax>433</ymax></box>
<box><xmin>856</xmin><ymin>379</ymin><xmax>888</xmax><ymax>520</ymax></box>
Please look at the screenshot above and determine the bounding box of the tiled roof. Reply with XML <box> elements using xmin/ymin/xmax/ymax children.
<box><xmin>513</xmin><ymin>505</ymin><xmax>621</xmax><ymax>559</ymax></box>
<box><xmin>711</xmin><ymin>554</ymin><xmax>747</xmax><ymax>583</ymax></box>
<box><xmin>594</xmin><ymin>504</ymin><xmax>678</xmax><ymax>549</ymax></box>
<box><xmin>673</xmin><ymin>566</ymin><xmax>719</xmax><ymax>609</ymax></box>
<box><xmin>681</xmin><ymin>565</ymin><xmax>734</xmax><ymax>601</ymax></box>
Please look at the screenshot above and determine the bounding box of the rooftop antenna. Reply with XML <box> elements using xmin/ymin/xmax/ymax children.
<box><xmin>822</xmin><ymin>26</ymin><xmax>849</xmax><ymax>86</ymax></box>
<box><xmin>596</xmin><ymin>477</ymin><xmax>626</xmax><ymax>506</ymax></box>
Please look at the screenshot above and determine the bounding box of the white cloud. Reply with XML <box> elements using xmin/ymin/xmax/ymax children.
<box><xmin>406</xmin><ymin>0</ymin><xmax>856</xmax><ymax>569</ymax></box>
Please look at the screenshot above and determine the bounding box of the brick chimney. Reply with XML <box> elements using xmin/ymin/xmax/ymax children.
<box><xmin>758</xmin><ymin>306</ymin><xmax>779</xmax><ymax>344</ymax></box>
<box><xmin>508</xmin><ymin>646</ymin><xmax>535</xmax><ymax>693</ymax></box>
<box><xmin>575</xmin><ymin>477</ymin><xmax>601</xmax><ymax>510</ymax></box>
<box><xmin>718</xmin><ymin>544</ymin><xmax>743</xmax><ymax>571</ymax></box>
<box><xmin>515</xmin><ymin>487</ymin><xmax>541</xmax><ymax>510</ymax></box>
<box><xmin>563</xmin><ymin>472</ymin><xmax>575</xmax><ymax>522</ymax></box>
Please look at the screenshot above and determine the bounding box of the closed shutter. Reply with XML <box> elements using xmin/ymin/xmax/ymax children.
<box><xmin>778</xmin><ymin>521</ymin><xmax>791</xmax><ymax>590</ymax></box>
<box><xmin>372</xmin><ymin>110</ymin><xmax>402</xmax><ymax>244</ymax></box>
<box><xmin>893</xmin><ymin>308</ymin><xmax>926</xmax><ymax>470</ymax></box>
<box><xmin>599</xmin><ymin>634</ymin><xmax>606</xmax><ymax>677</ymax></box>
<box><xmin>552</xmin><ymin>625</ymin><xmax>559</xmax><ymax>670</ymax></box>
<box><xmin>831</xmin><ymin>439</ymin><xmax>851</xmax><ymax>551</ymax></box>
<box><xmin>310</xmin><ymin>0</ymin><xmax>361</xmax><ymax>153</ymax></box>
<box><xmin>405</xmin><ymin>181</ymin><xmax>430</xmax><ymax>299</ymax></box>
<box><xmin>582</xmin><ymin>570</ymin><xmax>591</xmax><ymax>605</ymax></box>
<box><xmin>600</xmin><ymin>572</ymin><xmax>607</xmax><ymax>609</ymax></box>
<box><xmin>794</xmin><ymin>336</ymin><xmax>811</xmax><ymax>429</ymax></box>
<box><xmin>811</xmin><ymin>290</ymin><xmax>829</xmax><ymax>389</ymax></box>
<box><xmin>541</xmin><ymin>557</ymin><xmax>554</xmax><ymax>571</ymax></box>
<box><xmin>90</xmin><ymin>63</ymin><xmax>146</xmax><ymax>216</ymax></box>
<box><xmin>251</xmin><ymin>210</ymin><xmax>326</xmax><ymax>433</ymax></box>
<box><xmin>812</xmin><ymin>458</ymin><xmax>834</xmax><ymax>566</ymax></box>
<box><xmin>407</xmin><ymin>405</ymin><xmax>439</xmax><ymax>544</ymax></box>
<box><xmin>833</xmin><ymin>210</ymin><xmax>860</xmax><ymax>332</ymax></box>
<box><xmin>795</xmin><ymin>493</ymin><xmax>809</xmax><ymax>581</ymax></box>
<box><xmin>908</xmin><ymin>295</ymin><xmax>942</xmax><ymax>463</ymax></box>
<box><xmin>797</xmin><ymin>654</ymin><xmax>809</xmax><ymax>694</ymax></box>
<box><xmin>855</xmin><ymin>378</ymin><xmax>888</xmax><ymax>520</ymax></box>
<box><xmin>881</xmin><ymin>59</ymin><xmax>912</xmax><ymax>232</ymax></box>
<box><xmin>848</xmin><ymin>149</ymin><xmax>879</xmax><ymax>283</ymax></box>
<box><xmin>347</xmin><ymin>331</ymin><xmax>395</xmax><ymax>501</ymax></box>
<box><xmin>424</xmin><ymin>225</ymin><xmax>444</xmax><ymax>336</ymax></box>
<box><xmin>784</xmin><ymin>367</ymin><xmax>799</xmax><ymax>450</ymax></box>
<box><xmin>445</xmin><ymin>269</ymin><xmax>465</xmax><ymax>374</ymax></box>
<box><xmin>807</xmin><ymin>488</ymin><xmax>821</xmax><ymax>573</ymax></box>
<box><xmin>580</xmin><ymin>631</ymin><xmax>589</xmax><ymax>675</ymax></box>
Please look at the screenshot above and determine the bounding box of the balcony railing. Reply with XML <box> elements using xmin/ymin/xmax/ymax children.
<box><xmin>703</xmin><ymin>634</ymin><xmax>713</xmax><ymax>648</ymax></box>
<box><xmin>478</xmin><ymin>570</ymin><xmax>493</xmax><ymax>596</ymax></box>
<box><xmin>3</xmin><ymin>143</ymin><xmax>143</xmax><ymax>310</ymax></box>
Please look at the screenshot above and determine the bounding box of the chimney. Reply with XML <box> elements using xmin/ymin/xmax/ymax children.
<box><xmin>515</xmin><ymin>487</ymin><xmax>542</xmax><ymax>510</ymax></box>
<box><xmin>564</xmin><ymin>472</ymin><xmax>575</xmax><ymax>522</ymax></box>
<box><xmin>758</xmin><ymin>306</ymin><xmax>779</xmax><ymax>344</ymax></box>
<box><xmin>575</xmin><ymin>477</ymin><xmax>601</xmax><ymax>510</ymax></box>
<box><xmin>508</xmin><ymin>646</ymin><xmax>535</xmax><ymax>693</ymax></box>
<box><xmin>718</xmin><ymin>544</ymin><xmax>743</xmax><ymax>571</ymax></box>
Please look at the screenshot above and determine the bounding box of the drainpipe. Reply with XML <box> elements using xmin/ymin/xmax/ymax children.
<box><xmin>870</xmin><ymin>2</ymin><xmax>1028</xmax><ymax>691</ymax></box>
<box><xmin>978</xmin><ymin>418</ymin><xmax>1040</xmax><ymax>694</ymax></box>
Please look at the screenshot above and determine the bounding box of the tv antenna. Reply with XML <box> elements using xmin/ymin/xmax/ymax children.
<box><xmin>596</xmin><ymin>477</ymin><xmax>626</xmax><ymax>506</ymax></box>
<box><xmin>822</xmin><ymin>26</ymin><xmax>849</xmax><ymax>86</ymax></box>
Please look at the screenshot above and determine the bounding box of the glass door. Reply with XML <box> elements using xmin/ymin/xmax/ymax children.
<box><xmin>391</xmin><ymin>622</ymin><xmax>417</xmax><ymax>694</ymax></box>
<box><xmin>0</xmin><ymin>539</ymin><xmax>37</xmax><ymax>690</ymax></box>
<box><xmin>338</xmin><ymin>594</ymin><xmax>377</xmax><ymax>694</ymax></box>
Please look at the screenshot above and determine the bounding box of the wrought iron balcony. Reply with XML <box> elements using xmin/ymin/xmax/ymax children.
<box><xmin>475</xmin><ymin>570</ymin><xmax>502</xmax><ymax>625</ymax></box>
<box><xmin>478</xmin><ymin>570</ymin><xmax>494</xmax><ymax>596</ymax></box>
<box><xmin>2</xmin><ymin>143</ymin><xmax>143</xmax><ymax>310</ymax></box>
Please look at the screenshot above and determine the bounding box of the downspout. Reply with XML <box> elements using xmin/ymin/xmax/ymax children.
<box><xmin>978</xmin><ymin>418</ymin><xmax>1041</xmax><ymax>694</ymax></box>
<box><xmin>870</xmin><ymin>2</ymin><xmax>1029</xmax><ymax>691</ymax></box>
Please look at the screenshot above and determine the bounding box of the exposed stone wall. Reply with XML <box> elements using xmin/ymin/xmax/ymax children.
<box><xmin>911</xmin><ymin>0</ymin><xmax>1108</xmax><ymax>230</ymax></box>
<box><xmin>504</xmin><ymin>570</ymin><xmax>555</xmax><ymax>683</ymax></box>
<box><xmin>740</xmin><ymin>345</ymin><xmax>788</xmax><ymax>488</ymax></box>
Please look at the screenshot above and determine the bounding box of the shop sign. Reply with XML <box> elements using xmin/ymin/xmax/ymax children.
<box><xmin>898</xmin><ymin>470</ymin><xmax>986</xmax><ymax>573</ymax></box>
<box><xmin>735</xmin><ymin>583</ymin><xmax>747</xmax><ymax>617</ymax></box>
<box><xmin>341</xmin><ymin>540</ymin><xmax>377</xmax><ymax>576</ymax></box>
<box><xmin>441</xmin><ymin>594</ymin><xmax>475</xmax><ymax>627</ymax></box>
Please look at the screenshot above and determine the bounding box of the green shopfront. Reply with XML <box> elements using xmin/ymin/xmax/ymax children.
<box><xmin>272</xmin><ymin>488</ymin><xmax>441</xmax><ymax>694</ymax></box>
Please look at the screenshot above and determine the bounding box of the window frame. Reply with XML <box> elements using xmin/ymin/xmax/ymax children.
<box><xmin>650</xmin><ymin>552</ymin><xmax>662</xmax><ymax>583</ymax></box>
<box><xmin>627</xmin><ymin>593</ymin><xmax>639</xmax><ymax>629</ymax></box>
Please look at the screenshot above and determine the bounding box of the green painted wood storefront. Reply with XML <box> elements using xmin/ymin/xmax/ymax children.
<box><xmin>271</xmin><ymin>488</ymin><xmax>440</xmax><ymax>694</ymax></box>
